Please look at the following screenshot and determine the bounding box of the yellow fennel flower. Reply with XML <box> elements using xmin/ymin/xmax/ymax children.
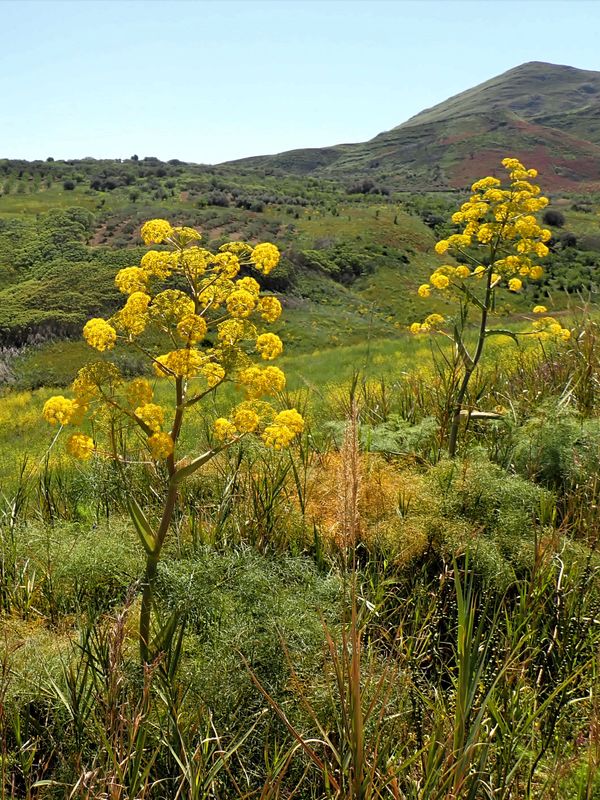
<box><xmin>430</xmin><ymin>273</ymin><xmax>450</xmax><ymax>290</ymax></box>
<box><xmin>83</xmin><ymin>318</ymin><xmax>117</xmax><ymax>351</ymax></box>
<box><xmin>424</xmin><ymin>313</ymin><xmax>445</xmax><ymax>328</ymax></box>
<box><xmin>236</xmin><ymin>276</ymin><xmax>261</xmax><ymax>296</ymax></box>
<box><xmin>227</xmin><ymin>289</ymin><xmax>256</xmax><ymax>318</ymax></box>
<box><xmin>262</xmin><ymin>424</ymin><xmax>296</xmax><ymax>450</ymax></box>
<box><xmin>258</xmin><ymin>296</ymin><xmax>282</xmax><ymax>323</ymax></box>
<box><xmin>43</xmin><ymin>396</ymin><xmax>78</xmax><ymax>426</ymax></box>
<box><xmin>177</xmin><ymin>314</ymin><xmax>208</xmax><ymax>344</ymax></box>
<box><xmin>140</xmin><ymin>250</ymin><xmax>174</xmax><ymax>280</ymax></box>
<box><xmin>434</xmin><ymin>240</ymin><xmax>449</xmax><ymax>255</ymax></box>
<box><xmin>239</xmin><ymin>366</ymin><xmax>286</xmax><ymax>399</ymax></box>
<box><xmin>214</xmin><ymin>417</ymin><xmax>237</xmax><ymax>440</ymax></box>
<box><xmin>135</xmin><ymin>403</ymin><xmax>165</xmax><ymax>433</ymax></box>
<box><xmin>213</xmin><ymin>252</ymin><xmax>241</xmax><ymax>279</ymax></box>
<box><xmin>455</xmin><ymin>265</ymin><xmax>471</xmax><ymax>279</ymax></box>
<box><xmin>273</xmin><ymin>408</ymin><xmax>304</xmax><ymax>435</ymax></box>
<box><xmin>232</xmin><ymin>407</ymin><xmax>260</xmax><ymax>433</ymax></box>
<box><xmin>173</xmin><ymin>225</ymin><xmax>201</xmax><ymax>243</ymax></box>
<box><xmin>218</xmin><ymin>319</ymin><xmax>246</xmax><ymax>346</ymax></box>
<box><xmin>140</xmin><ymin>219</ymin><xmax>174</xmax><ymax>245</ymax></box>
<box><xmin>256</xmin><ymin>332</ymin><xmax>283</xmax><ymax>360</ymax></box>
<box><xmin>147</xmin><ymin>432</ymin><xmax>174</xmax><ymax>460</ymax></box>
<box><xmin>251</xmin><ymin>243</ymin><xmax>280</xmax><ymax>274</ymax></box>
<box><xmin>118</xmin><ymin>292</ymin><xmax>151</xmax><ymax>336</ymax></box>
<box><xmin>532</xmin><ymin>305</ymin><xmax>547</xmax><ymax>314</ymax></box>
<box><xmin>151</xmin><ymin>290</ymin><xmax>195</xmax><ymax>326</ymax></box>
<box><xmin>126</xmin><ymin>378</ymin><xmax>154</xmax><ymax>407</ymax></box>
<box><xmin>115</xmin><ymin>267</ymin><xmax>148</xmax><ymax>295</ymax></box>
<box><xmin>529</xmin><ymin>266</ymin><xmax>544</xmax><ymax>280</ymax></box>
<box><xmin>179</xmin><ymin>247</ymin><xmax>211</xmax><ymax>280</ymax></box>
<box><xmin>417</xmin><ymin>284</ymin><xmax>431</xmax><ymax>298</ymax></box>
<box><xmin>508</xmin><ymin>278</ymin><xmax>522</xmax><ymax>292</ymax></box>
<box><xmin>66</xmin><ymin>433</ymin><xmax>95</xmax><ymax>460</ymax></box>
<box><xmin>201</xmin><ymin>363</ymin><xmax>226</xmax><ymax>387</ymax></box>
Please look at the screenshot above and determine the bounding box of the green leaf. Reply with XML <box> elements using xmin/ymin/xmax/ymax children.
<box><xmin>150</xmin><ymin>608</ymin><xmax>181</xmax><ymax>655</ymax></box>
<box><xmin>126</xmin><ymin>495</ymin><xmax>157</xmax><ymax>555</ymax></box>
<box><xmin>484</xmin><ymin>328</ymin><xmax>519</xmax><ymax>343</ymax></box>
<box><xmin>171</xmin><ymin>448</ymin><xmax>220</xmax><ymax>485</ymax></box>
<box><xmin>457</xmin><ymin>282</ymin><xmax>486</xmax><ymax>311</ymax></box>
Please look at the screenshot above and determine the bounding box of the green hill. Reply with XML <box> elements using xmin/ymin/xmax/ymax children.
<box><xmin>228</xmin><ymin>62</ymin><xmax>600</xmax><ymax>191</ymax></box>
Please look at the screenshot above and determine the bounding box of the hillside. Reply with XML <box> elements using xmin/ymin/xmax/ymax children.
<box><xmin>1</xmin><ymin>60</ymin><xmax>600</xmax><ymax>388</ymax></box>
<box><xmin>228</xmin><ymin>62</ymin><xmax>600</xmax><ymax>190</ymax></box>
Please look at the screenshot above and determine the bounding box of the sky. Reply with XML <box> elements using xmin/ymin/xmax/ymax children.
<box><xmin>2</xmin><ymin>0</ymin><xmax>600</xmax><ymax>164</ymax></box>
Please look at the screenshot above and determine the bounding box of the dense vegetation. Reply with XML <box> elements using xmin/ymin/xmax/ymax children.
<box><xmin>1</xmin><ymin>151</ymin><xmax>600</xmax><ymax>798</ymax></box>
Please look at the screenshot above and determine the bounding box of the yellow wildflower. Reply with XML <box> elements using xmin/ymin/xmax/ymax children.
<box><xmin>214</xmin><ymin>417</ymin><xmax>237</xmax><ymax>440</ymax></box>
<box><xmin>232</xmin><ymin>406</ymin><xmax>260</xmax><ymax>433</ymax></box>
<box><xmin>126</xmin><ymin>378</ymin><xmax>154</xmax><ymax>407</ymax></box>
<box><xmin>418</xmin><ymin>284</ymin><xmax>431</xmax><ymax>298</ymax></box>
<box><xmin>430</xmin><ymin>272</ymin><xmax>450</xmax><ymax>290</ymax></box>
<box><xmin>118</xmin><ymin>292</ymin><xmax>151</xmax><ymax>336</ymax></box>
<box><xmin>218</xmin><ymin>319</ymin><xmax>247</xmax><ymax>346</ymax></box>
<box><xmin>239</xmin><ymin>365</ymin><xmax>286</xmax><ymax>398</ymax></box>
<box><xmin>140</xmin><ymin>219</ymin><xmax>174</xmax><ymax>245</ymax></box>
<box><xmin>151</xmin><ymin>290</ymin><xmax>195</xmax><ymax>326</ymax></box>
<box><xmin>529</xmin><ymin>266</ymin><xmax>544</xmax><ymax>280</ymax></box>
<box><xmin>256</xmin><ymin>332</ymin><xmax>283</xmax><ymax>360</ymax></box>
<box><xmin>251</xmin><ymin>243</ymin><xmax>280</xmax><ymax>274</ymax></box>
<box><xmin>173</xmin><ymin>225</ymin><xmax>201</xmax><ymax>243</ymax></box>
<box><xmin>227</xmin><ymin>289</ymin><xmax>256</xmax><ymax>318</ymax></box>
<box><xmin>83</xmin><ymin>318</ymin><xmax>117</xmax><ymax>351</ymax></box>
<box><xmin>236</xmin><ymin>276</ymin><xmax>261</xmax><ymax>296</ymax></box>
<box><xmin>274</xmin><ymin>408</ymin><xmax>304</xmax><ymax>435</ymax></box>
<box><xmin>532</xmin><ymin>305</ymin><xmax>547</xmax><ymax>314</ymax></box>
<box><xmin>262</xmin><ymin>424</ymin><xmax>296</xmax><ymax>450</ymax></box>
<box><xmin>140</xmin><ymin>250</ymin><xmax>174</xmax><ymax>280</ymax></box>
<box><xmin>66</xmin><ymin>433</ymin><xmax>95</xmax><ymax>460</ymax></box>
<box><xmin>213</xmin><ymin>252</ymin><xmax>241</xmax><ymax>279</ymax></box>
<box><xmin>177</xmin><ymin>314</ymin><xmax>208</xmax><ymax>344</ymax></box>
<box><xmin>508</xmin><ymin>278</ymin><xmax>522</xmax><ymax>292</ymax></box>
<box><xmin>201</xmin><ymin>363</ymin><xmax>226</xmax><ymax>387</ymax></box>
<box><xmin>147</xmin><ymin>432</ymin><xmax>174</xmax><ymax>459</ymax></box>
<box><xmin>115</xmin><ymin>267</ymin><xmax>148</xmax><ymax>295</ymax></box>
<box><xmin>43</xmin><ymin>396</ymin><xmax>77</xmax><ymax>426</ymax></box>
<box><xmin>135</xmin><ymin>403</ymin><xmax>165</xmax><ymax>433</ymax></box>
<box><xmin>258</xmin><ymin>296</ymin><xmax>282</xmax><ymax>323</ymax></box>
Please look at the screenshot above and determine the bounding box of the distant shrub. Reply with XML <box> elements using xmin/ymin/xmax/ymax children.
<box><xmin>207</xmin><ymin>191</ymin><xmax>229</xmax><ymax>207</ymax></box>
<box><xmin>62</xmin><ymin>180</ymin><xmax>75</xmax><ymax>191</ymax></box>
<box><xmin>559</xmin><ymin>231</ymin><xmax>577</xmax><ymax>248</ymax></box>
<box><xmin>543</xmin><ymin>209</ymin><xmax>565</xmax><ymax>227</ymax></box>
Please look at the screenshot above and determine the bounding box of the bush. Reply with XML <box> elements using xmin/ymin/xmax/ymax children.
<box><xmin>543</xmin><ymin>209</ymin><xmax>565</xmax><ymax>227</ymax></box>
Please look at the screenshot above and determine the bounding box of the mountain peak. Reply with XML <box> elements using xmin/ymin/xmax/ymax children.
<box><xmin>225</xmin><ymin>61</ymin><xmax>600</xmax><ymax>191</ymax></box>
<box><xmin>398</xmin><ymin>61</ymin><xmax>600</xmax><ymax>130</ymax></box>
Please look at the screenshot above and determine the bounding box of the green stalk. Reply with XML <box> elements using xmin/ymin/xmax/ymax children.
<box><xmin>448</xmin><ymin>247</ymin><xmax>496</xmax><ymax>458</ymax></box>
<box><xmin>139</xmin><ymin>377</ymin><xmax>184</xmax><ymax>663</ymax></box>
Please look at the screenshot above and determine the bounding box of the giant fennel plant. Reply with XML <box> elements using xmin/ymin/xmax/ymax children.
<box><xmin>411</xmin><ymin>157</ymin><xmax>571</xmax><ymax>457</ymax></box>
<box><xmin>42</xmin><ymin>219</ymin><xmax>304</xmax><ymax>661</ymax></box>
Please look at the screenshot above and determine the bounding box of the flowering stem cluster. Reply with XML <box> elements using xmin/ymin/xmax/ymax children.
<box><xmin>410</xmin><ymin>158</ymin><xmax>571</xmax><ymax>457</ymax></box>
<box><xmin>42</xmin><ymin>219</ymin><xmax>304</xmax><ymax>662</ymax></box>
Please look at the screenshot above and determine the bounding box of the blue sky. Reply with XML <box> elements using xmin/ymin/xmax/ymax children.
<box><xmin>2</xmin><ymin>0</ymin><xmax>599</xmax><ymax>163</ymax></box>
